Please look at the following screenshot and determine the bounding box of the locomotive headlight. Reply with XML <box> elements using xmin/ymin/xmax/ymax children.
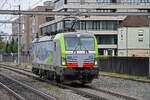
<box><xmin>62</xmin><ymin>61</ymin><xmax>66</xmax><ymax>65</ymax></box>
<box><xmin>95</xmin><ymin>60</ymin><xmax>98</xmax><ymax>65</ymax></box>
<box><xmin>61</xmin><ymin>58</ymin><xmax>66</xmax><ymax>65</ymax></box>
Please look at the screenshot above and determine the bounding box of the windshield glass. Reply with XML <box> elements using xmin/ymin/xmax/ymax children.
<box><xmin>64</xmin><ymin>37</ymin><xmax>95</xmax><ymax>51</ymax></box>
<box><xmin>80</xmin><ymin>38</ymin><xmax>95</xmax><ymax>51</ymax></box>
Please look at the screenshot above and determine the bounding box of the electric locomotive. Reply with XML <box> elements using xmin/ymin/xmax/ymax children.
<box><xmin>32</xmin><ymin>32</ymin><xmax>99</xmax><ymax>84</ymax></box>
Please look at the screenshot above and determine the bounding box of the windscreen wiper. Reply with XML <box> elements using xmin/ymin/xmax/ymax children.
<box><xmin>80</xmin><ymin>42</ymin><xmax>89</xmax><ymax>54</ymax></box>
<box><xmin>73</xmin><ymin>41</ymin><xmax>80</xmax><ymax>53</ymax></box>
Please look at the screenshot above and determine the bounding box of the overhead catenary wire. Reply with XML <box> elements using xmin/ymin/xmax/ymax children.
<box><xmin>0</xmin><ymin>10</ymin><xmax>150</xmax><ymax>16</ymax></box>
<box><xmin>0</xmin><ymin>0</ymin><xmax>46</xmax><ymax>30</ymax></box>
<box><xmin>0</xmin><ymin>0</ymin><xmax>9</xmax><ymax>29</ymax></box>
<box><xmin>0</xmin><ymin>0</ymin><xmax>13</xmax><ymax>32</ymax></box>
<box><xmin>0</xmin><ymin>0</ymin><xmax>8</xmax><ymax>9</ymax></box>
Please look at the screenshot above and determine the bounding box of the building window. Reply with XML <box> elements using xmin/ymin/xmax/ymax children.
<box><xmin>45</xmin><ymin>9</ymin><xmax>52</xmax><ymax>12</ymax></box>
<box><xmin>120</xmin><ymin>30</ymin><xmax>123</xmax><ymax>40</ymax></box>
<box><xmin>40</xmin><ymin>20</ymin><xmax>118</xmax><ymax>34</ymax></box>
<box><xmin>98</xmin><ymin>49</ymin><xmax>104</xmax><ymax>55</ymax></box>
<box><xmin>96</xmin><ymin>35</ymin><xmax>117</xmax><ymax>44</ymax></box>
<box><xmin>64</xmin><ymin>21</ymin><xmax>72</xmax><ymax>29</ymax></box>
<box><xmin>46</xmin><ymin>17</ymin><xmax>54</xmax><ymax>22</ymax></box>
<box><xmin>55</xmin><ymin>0</ymin><xmax>65</xmax><ymax>9</ymax></box>
<box><xmin>74</xmin><ymin>22</ymin><xmax>80</xmax><ymax>30</ymax></box>
<box><xmin>80</xmin><ymin>21</ymin><xmax>86</xmax><ymax>30</ymax></box>
<box><xmin>140</xmin><ymin>0</ymin><xmax>150</xmax><ymax>3</ymax></box>
<box><xmin>121</xmin><ymin>34</ymin><xmax>123</xmax><ymax>40</ymax></box>
<box><xmin>22</xmin><ymin>24</ymin><xmax>25</xmax><ymax>30</ymax></box>
<box><xmin>96</xmin><ymin>0</ymin><xmax>116</xmax><ymax>3</ymax></box>
<box><xmin>138</xmin><ymin>29</ymin><xmax>144</xmax><ymax>42</ymax></box>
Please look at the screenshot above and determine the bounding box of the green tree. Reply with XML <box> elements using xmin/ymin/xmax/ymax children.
<box><xmin>10</xmin><ymin>37</ymin><xmax>14</xmax><ymax>53</ymax></box>
<box><xmin>0</xmin><ymin>36</ymin><xmax>3</xmax><ymax>41</ymax></box>
<box><xmin>8</xmin><ymin>42</ymin><xmax>11</xmax><ymax>53</ymax></box>
<box><xmin>13</xmin><ymin>39</ymin><xmax>18</xmax><ymax>53</ymax></box>
<box><xmin>0</xmin><ymin>36</ymin><xmax>3</xmax><ymax>49</ymax></box>
<box><xmin>0</xmin><ymin>41</ymin><xmax>6</xmax><ymax>53</ymax></box>
<box><xmin>5</xmin><ymin>41</ymin><xmax>9</xmax><ymax>53</ymax></box>
<box><xmin>5</xmin><ymin>41</ymin><xmax>11</xmax><ymax>53</ymax></box>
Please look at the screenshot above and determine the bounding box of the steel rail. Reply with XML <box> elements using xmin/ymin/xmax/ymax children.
<box><xmin>0</xmin><ymin>64</ymin><xmax>108</xmax><ymax>100</ymax></box>
<box><xmin>0</xmin><ymin>63</ymin><xmax>150</xmax><ymax>84</ymax></box>
<box><xmin>0</xmin><ymin>74</ymin><xmax>56</xmax><ymax>100</ymax></box>
<box><xmin>0</xmin><ymin>10</ymin><xmax>150</xmax><ymax>16</ymax></box>
<box><xmin>101</xmin><ymin>74</ymin><xmax>150</xmax><ymax>84</ymax></box>
<box><xmin>0</xmin><ymin>81</ymin><xmax>25</xmax><ymax>100</ymax></box>
<box><xmin>0</xmin><ymin>64</ymin><xmax>140</xmax><ymax>100</ymax></box>
<box><xmin>89</xmin><ymin>86</ymin><xmax>139</xmax><ymax>100</ymax></box>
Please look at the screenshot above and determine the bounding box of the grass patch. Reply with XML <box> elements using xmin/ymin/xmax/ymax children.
<box><xmin>0</xmin><ymin>62</ymin><xmax>32</xmax><ymax>66</ymax></box>
<box><xmin>100</xmin><ymin>71</ymin><xmax>150</xmax><ymax>82</ymax></box>
<box><xmin>21</xmin><ymin>63</ymin><xmax>32</xmax><ymax>66</ymax></box>
<box><xmin>136</xmin><ymin>89</ymin><xmax>140</xmax><ymax>94</ymax></box>
<box><xmin>41</xmin><ymin>84</ymin><xmax>64</xmax><ymax>94</ymax></box>
<box><xmin>0</xmin><ymin>62</ymin><xmax>14</xmax><ymax>65</ymax></box>
<box><xmin>141</xmin><ymin>94</ymin><xmax>146</xmax><ymax>97</ymax></box>
<box><xmin>23</xmin><ymin>77</ymin><xmax>38</xmax><ymax>83</ymax></box>
<box><xmin>8</xmin><ymin>71</ymin><xmax>12</xmax><ymax>75</ymax></box>
<box><xmin>0</xmin><ymin>62</ymin><xmax>32</xmax><ymax>69</ymax></box>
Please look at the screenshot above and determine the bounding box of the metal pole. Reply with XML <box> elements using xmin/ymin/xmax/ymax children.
<box><xmin>126</xmin><ymin>27</ymin><xmax>128</xmax><ymax>56</ymax></box>
<box><xmin>149</xmin><ymin>16</ymin><xmax>150</xmax><ymax>79</ymax></box>
<box><xmin>17</xmin><ymin>5</ymin><xmax>21</xmax><ymax>65</ymax></box>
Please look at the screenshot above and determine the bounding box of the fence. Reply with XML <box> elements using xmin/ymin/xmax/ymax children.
<box><xmin>0</xmin><ymin>53</ymin><xmax>32</xmax><ymax>63</ymax></box>
<box><xmin>99</xmin><ymin>57</ymin><xmax>149</xmax><ymax>76</ymax></box>
<box><xmin>0</xmin><ymin>54</ymin><xmax>149</xmax><ymax>76</ymax></box>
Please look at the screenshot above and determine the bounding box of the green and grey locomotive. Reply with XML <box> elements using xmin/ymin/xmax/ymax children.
<box><xmin>32</xmin><ymin>32</ymin><xmax>99</xmax><ymax>84</ymax></box>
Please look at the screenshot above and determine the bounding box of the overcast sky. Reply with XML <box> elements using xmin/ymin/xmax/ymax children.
<box><xmin>0</xmin><ymin>0</ymin><xmax>50</xmax><ymax>34</ymax></box>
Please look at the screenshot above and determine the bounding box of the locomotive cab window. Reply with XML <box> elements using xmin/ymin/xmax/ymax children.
<box><xmin>64</xmin><ymin>37</ymin><xmax>95</xmax><ymax>51</ymax></box>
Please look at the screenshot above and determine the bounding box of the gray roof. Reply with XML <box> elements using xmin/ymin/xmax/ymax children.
<box><xmin>62</xmin><ymin>32</ymin><xmax>94</xmax><ymax>37</ymax></box>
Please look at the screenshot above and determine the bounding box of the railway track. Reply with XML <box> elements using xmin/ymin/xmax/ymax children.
<box><xmin>101</xmin><ymin>74</ymin><xmax>150</xmax><ymax>84</ymax></box>
<box><xmin>1</xmin><ymin>63</ymin><xmax>150</xmax><ymax>84</ymax></box>
<box><xmin>0</xmin><ymin>64</ymin><xmax>139</xmax><ymax>100</ymax></box>
<box><xmin>88</xmin><ymin>86</ymin><xmax>138</xmax><ymax>100</ymax></box>
<box><xmin>0</xmin><ymin>80</ymin><xmax>25</xmax><ymax>100</ymax></box>
<box><xmin>0</xmin><ymin>73</ymin><xmax>56</xmax><ymax>100</ymax></box>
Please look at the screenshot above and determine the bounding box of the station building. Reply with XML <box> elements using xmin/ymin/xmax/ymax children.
<box><xmin>39</xmin><ymin>0</ymin><xmax>150</xmax><ymax>56</ymax></box>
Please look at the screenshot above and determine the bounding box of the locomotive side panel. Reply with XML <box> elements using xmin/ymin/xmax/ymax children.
<box><xmin>53</xmin><ymin>40</ymin><xmax>61</xmax><ymax>67</ymax></box>
<box><xmin>32</xmin><ymin>40</ymin><xmax>54</xmax><ymax>69</ymax></box>
<box><xmin>53</xmin><ymin>40</ymin><xmax>63</xmax><ymax>76</ymax></box>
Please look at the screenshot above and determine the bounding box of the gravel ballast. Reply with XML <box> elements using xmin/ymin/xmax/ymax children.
<box><xmin>0</xmin><ymin>86</ymin><xmax>17</xmax><ymax>100</ymax></box>
<box><xmin>92</xmin><ymin>76</ymin><xmax>150</xmax><ymax>100</ymax></box>
<box><xmin>0</xmin><ymin>68</ymin><xmax>89</xmax><ymax>100</ymax></box>
<box><xmin>1</xmin><ymin>64</ymin><xmax>150</xmax><ymax>100</ymax></box>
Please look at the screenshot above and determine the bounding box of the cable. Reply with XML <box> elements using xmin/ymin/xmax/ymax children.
<box><xmin>0</xmin><ymin>0</ymin><xmax>46</xmax><ymax>33</ymax></box>
<box><xmin>0</xmin><ymin>0</ymin><xmax>15</xmax><ymax>33</ymax></box>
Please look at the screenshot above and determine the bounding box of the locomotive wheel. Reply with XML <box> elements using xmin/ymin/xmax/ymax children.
<box><xmin>46</xmin><ymin>71</ymin><xmax>55</xmax><ymax>80</ymax></box>
<box><xmin>32</xmin><ymin>68</ymin><xmax>39</xmax><ymax>75</ymax></box>
<box><xmin>53</xmin><ymin>72</ymin><xmax>57</xmax><ymax>81</ymax></box>
<box><xmin>54</xmin><ymin>73</ymin><xmax>64</xmax><ymax>83</ymax></box>
<box><xmin>56</xmin><ymin>75</ymin><xmax>60</xmax><ymax>83</ymax></box>
<box><xmin>81</xmin><ymin>82</ymin><xmax>86</xmax><ymax>86</ymax></box>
